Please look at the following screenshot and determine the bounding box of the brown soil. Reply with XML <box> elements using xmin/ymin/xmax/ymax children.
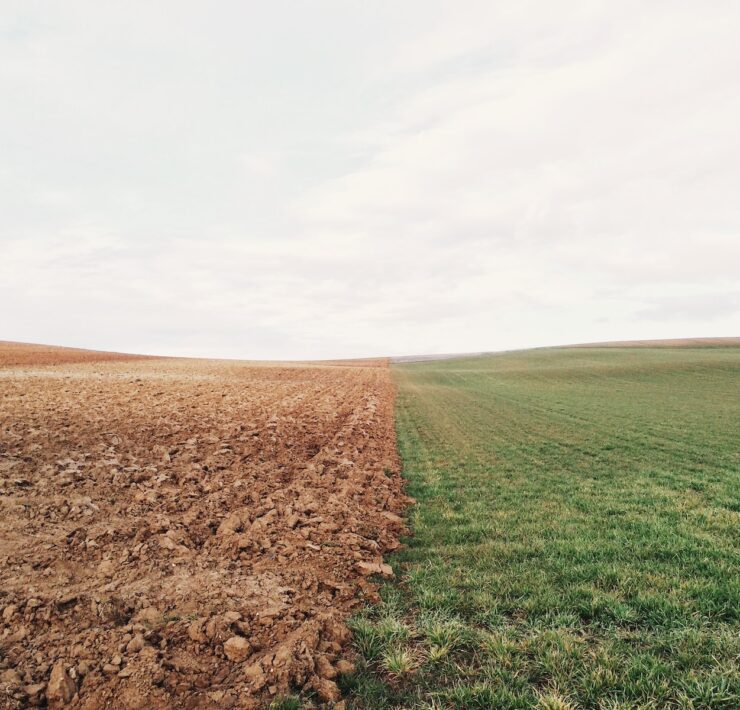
<box><xmin>0</xmin><ymin>342</ymin><xmax>152</xmax><ymax>368</ymax></box>
<box><xmin>0</xmin><ymin>344</ymin><xmax>408</xmax><ymax>709</ymax></box>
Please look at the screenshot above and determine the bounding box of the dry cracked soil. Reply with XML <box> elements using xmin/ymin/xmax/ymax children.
<box><xmin>0</xmin><ymin>342</ymin><xmax>410</xmax><ymax>709</ymax></box>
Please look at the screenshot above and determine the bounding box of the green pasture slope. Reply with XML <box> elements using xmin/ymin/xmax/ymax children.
<box><xmin>344</xmin><ymin>345</ymin><xmax>740</xmax><ymax>709</ymax></box>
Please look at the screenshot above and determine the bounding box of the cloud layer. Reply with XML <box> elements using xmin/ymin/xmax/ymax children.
<box><xmin>2</xmin><ymin>1</ymin><xmax>739</xmax><ymax>358</ymax></box>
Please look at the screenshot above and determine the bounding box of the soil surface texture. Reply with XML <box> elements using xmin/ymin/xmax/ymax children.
<box><xmin>0</xmin><ymin>344</ymin><xmax>407</xmax><ymax>708</ymax></box>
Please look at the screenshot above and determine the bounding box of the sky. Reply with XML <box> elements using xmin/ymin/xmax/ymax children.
<box><xmin>1</xmin><ymin>1</ymin><xmax>739</xmax><ymax>360</ymax></box>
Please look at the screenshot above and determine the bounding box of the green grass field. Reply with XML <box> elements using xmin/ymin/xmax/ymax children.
<box><xmin>342</xmin><ymin>346</ymin><xmax>740</xmax><ymax>709</ymax></box>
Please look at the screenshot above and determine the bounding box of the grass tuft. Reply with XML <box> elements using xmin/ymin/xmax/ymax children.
<box><xmin>381</xmin><ymin>646</ymin><xmax>418</xmax><ymax>677</ymax></box>
<box><xmin>268</xmin><ymin>696</ymin><xmax>302</xmax><ymax>710</ymax></box>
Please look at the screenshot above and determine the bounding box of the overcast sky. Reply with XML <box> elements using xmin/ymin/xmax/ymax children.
<box><xmin>1</xmin><ymin>1</ymin><xmax>739</xmax><ymax>359</ymax></box>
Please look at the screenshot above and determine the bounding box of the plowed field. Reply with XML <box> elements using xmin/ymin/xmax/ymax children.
<box><xmin>0</xmin><ymin>344</ymin><xmax>408</xmax><ymax>709</ymax></box>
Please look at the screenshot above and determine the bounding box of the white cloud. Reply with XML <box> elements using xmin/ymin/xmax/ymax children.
<box><xmin>1</xmin><ymin>2</ymin><xmax>739</xmax><ymax>358</ymax></box>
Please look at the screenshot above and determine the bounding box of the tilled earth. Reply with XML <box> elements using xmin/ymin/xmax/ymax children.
<box><xmin>0</xmin><ymin>344</ymin><xmax>408</xmax><ymax>709</ymax></box>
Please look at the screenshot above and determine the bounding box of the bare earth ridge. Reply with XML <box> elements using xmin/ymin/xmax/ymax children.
<box><xmin>0</xmin><ymin>343</ymin><xmax>409</xmax><ymax>708</ymax></box>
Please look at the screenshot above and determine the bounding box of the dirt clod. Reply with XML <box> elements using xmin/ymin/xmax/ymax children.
<box><xmin>356</xmin><ymin>561</ymin><xmax>394</xmax><ymax>578</ymax></box>
<box><xmin>47</xmin><ymin>662</ymin><xmax>76</xmax><ymax>707</ymax></box>
<box><xmin>223</xmin><ymin>636</ymin><xmax>251</xmax><ymax>662</ymax></box>
<box><xmin>335</xmin><ymin>659</ymin><xmax>355</xmax><ymax>675</ymax></box>
<box><xmin>312</xmin><ymin>676</ymin><xmax>341</xmax><ymax>702</ymax></box>
<box><xmin>126</xmin><ymin>634</ymin><xmax>146</xmax><ymax>654</ymax></box>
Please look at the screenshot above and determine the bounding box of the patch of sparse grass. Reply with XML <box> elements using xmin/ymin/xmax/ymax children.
<box><xmin>347</xmin><ymin>346</ymin><xmax>740</xmax><ymax>708</ymax></box>
<box><xmin>425</xmin><ymin>644</ymin><xmax>450</xmax><ymax>665</ymax></box>
<box><xmin>382</xmin><ymin>646</ymin><xmax>418</xmax><ymax>677</ymax></box>
<box><xmin>348</xmin><ymin>617</ymin><xmax>386</xmax><ymax>662</ymax></box>
<box><xmin>268</xmin><ymin>696</ymin><xmax>302</xmax><ymax>710</ymax></box>
<box><xmin>418</xmin><ymin>613</ymin><xmax>472</xmax><ymax>652</ymax></box>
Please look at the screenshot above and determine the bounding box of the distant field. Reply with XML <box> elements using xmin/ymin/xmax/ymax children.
<box><xmin>345</xmin><ymin>346</ymin><xmax>740</xmax><ymax>708</ymax></box>
<box><xmin>0</xmin><ymin>340</ymin><xmax>151</xmax><ymax>367</ymax></box>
